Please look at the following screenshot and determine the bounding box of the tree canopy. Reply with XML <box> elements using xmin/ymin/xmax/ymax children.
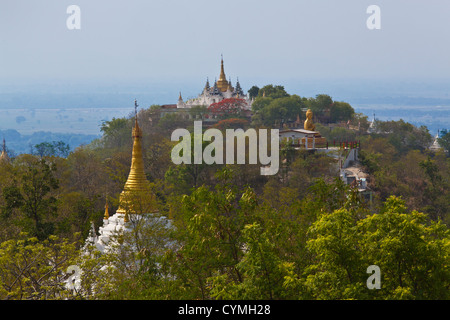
<box><xmin>0</xmin><ymin>87</ymin><xmax>448</xmax><ymax>301</ymax></box>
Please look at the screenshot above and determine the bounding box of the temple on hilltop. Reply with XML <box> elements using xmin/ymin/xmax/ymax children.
<box><xmin>176</xmin><ymin>56</ymin><xmax>252</xmax><ymax>109</ymax></box>
<box><xmin>429</xmin><ymin>129</ymin><xmax>443</xmax><ymax>152</ymax></box>
<box><xmin>367</xmin><ymin>113</ymin><xmax>377</xmax><ymax>134</ymax></box>
<box><xmin>85</xmin><ymin>100</ymin><xmax>167</xmax><ymax>254</ymax></box>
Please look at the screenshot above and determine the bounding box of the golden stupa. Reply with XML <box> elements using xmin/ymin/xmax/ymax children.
<box><xmin>116</xmin><ymin>100</ymin><xmax>154</xmax><ymax>220</ymax></box>
<box><xmin>216</xmin><ymin>56</ymin><xmax>232</xmax><ymax>92</ymax></box>
<box><xmin>0</xmin><ymin>138</ymin><xmax>9</xmax><ymax>163</ymax></box>
<box><xmin>104</xmin><ymin>200</ymin><xmax>110</xmax><ymax>220</ymax></box>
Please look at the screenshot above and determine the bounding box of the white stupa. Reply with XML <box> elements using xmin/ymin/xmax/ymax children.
<box><xmin>429</xmin><ymin>130</ymin><xmax>442</xmax><ymax>152</ymax></box>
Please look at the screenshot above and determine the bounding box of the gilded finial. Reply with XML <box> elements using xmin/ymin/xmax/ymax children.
<box><xmin>134</xmin><ymin>99</ymin><xmax>139</xmax><ymax>117</ymax></box>
<box><xmin>219</xmin><ymin>57</ymin><xmax>226</xmax><ymax>80</ymax></box>
<box><xmin>132</xmin><ymin>100</ymin><xmax>142</xmax><ymax>138</ymax></box>
<box><xmin>104</xmin><ymin>200</ymin><xmax>109</xmax><ymax>220</ymax></box>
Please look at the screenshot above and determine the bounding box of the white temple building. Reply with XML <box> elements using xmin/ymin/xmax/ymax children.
<box><xmin>85</xmin><ymin>206</ymin><xmax>129</xmax><ymax>254</ymax></box>
<box><xmin>176</xmin><ymin>57</ymin><xmax>252</xmax><ymax>110</ymax></box>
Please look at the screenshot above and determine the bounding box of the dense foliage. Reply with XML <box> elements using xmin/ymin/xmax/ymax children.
<box><xmin>0</xmin><ymin>85</ymin><xmax>448</xmax><ymax>300</ymax></box>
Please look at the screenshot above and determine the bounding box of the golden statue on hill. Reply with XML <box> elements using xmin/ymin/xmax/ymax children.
<box><xmin>304</xmin><ymin>109</ymin><xmax>316</xmax><ymax>131</ymax></box>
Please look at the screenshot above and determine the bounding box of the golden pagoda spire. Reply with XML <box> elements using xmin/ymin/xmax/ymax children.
<box><xmin>116</xmin><ymin>100</ymin><xmax>152</xmax><ymax>217</ymax></box>
<box><xmin>217</xmin><ymin>55</ymin><xmax>230</xmax><ymax>92</ymax></box>
<box><xmin>0</xmin><ymin>138</ymin><xmax>9</xmax><ymax>162</ymax></box>
<box><xmin>104</xmin><ymin>200</ymin><xmax>109</xmax><ymax>220</ymax></box>
<box><xmin>219</xmin><ymin>55</ymin><xmax>226</xmax><ymax>81</ymax></box>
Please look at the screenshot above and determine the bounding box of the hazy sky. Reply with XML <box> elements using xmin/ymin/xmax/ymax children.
<box><xmin>1</xmin><ymin>0</ymin><xmax>450</xmax><ymax>88</ymax></box>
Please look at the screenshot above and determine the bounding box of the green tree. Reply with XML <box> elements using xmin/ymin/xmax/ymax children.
<box><xmin>34</xmin><ymin>141</ymin><xmax>70</xmax><ymax>158</ymax></box>
<box><xmin>166</xmin><ymin>132</ymin><xmax>219</xmax><ymax>190</ymax></box>
<box><xmin>258</xmin><ymin>84</ymin><xmax>289</xmax><ymax>99</ymax></box>
<box><xmin>149</xmin><ymin>104</ymin><xmax>161</xmax><ymax>112</ymax></box>
<box><xmin>351</xmin><ymin>112</ymin><xmax>370</xmax><ymax>133</ymax></box>
<box><xmin>247</xmin><ymin>85</ymin><xmax>260</xmax><ymax>99</ymax></box>
<box><xmin>165</xmin><ymin>178</ymin><xmax>255</xmax><ymax>299</ymax></box>
<box><xmin>209</xmin><ymin>222</ymin><xmax>297</xmax><ymax>300</ymax></box>
<box><xmin>57</xmin><ymin>192</ymin><xmax>102</xmax><ymax>240</ymax></box>
<box><xmin>64</xmin><ymin>147</ymin><xmax>108</xmax><ymax>196</ymax></box>
<box><xmin>304</xmin><ymin>195</ymin><xmax>449</xmax><ymax>300</ymax></box>
<box><xmin>418</xmin><ymin>156</ymin><xmax>449</xmax><ymax>222</ymax></box>
<box><xmin>437</xmin><ymin>130</ymin><xmax>450</xmax><ymax>151</ymax></box>
<box><xmin>306</xmin><ymin>94</ymin><xmax>333</xmax><ymax>122</ymax></box>
<box><xmin>157</xmin><ymin>113</ymin><xmax>192</xmax><ymax>135</ymax></box>
<box><xmin>0</xmin><ymin>234</ymin><xmax>80</xmax><ymax>300</ymax></box>
<box><xmin>34</xmin><ymin>142</ymin><xmax>56</xmax><ymax>157</ymax></box>
<box><xmin>305</xmin><ymin>207</ymin><xmax>366</xmax><ymax>299</ymax></box>
<box><xmin>2</xmin><ymin>155</ymin><xmax>59</xmax><ymax>239</ymax></box>
<box><xmin>358</xmin><ymin>196</ymin><xmax>449</xmax><ymax>299</ymax></box>
<box><xmin>330</xmin><ymin>101</ymin><xmax>355</xmax><ymax>123</ymax></box>
<box><xmin>316</xmin><ymin>124</ymin><xmax>356</xmax><ymax>143</ymax></box>
<box><xmin>358</xmin><ymin>136</ymin><xmax>397</xmax><ymax>173</ymax></box>
<box><xmin>253</xmin><ymin>95</ymin><xmax>304</xmax><ymax>127</ymax></box>
<box><xmin>100</xmin><ymin>117</ymin><xmax>132</xmax><ymax>149</ymax></box>
<box><xmin>375</xmin><ymin>120</ymin><xmax>432</xmax><ymax>153</ymax></box>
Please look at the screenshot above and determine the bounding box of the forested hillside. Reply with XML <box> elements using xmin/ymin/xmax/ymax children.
<box><xmin>0</xmin><ymin>86</ymin><xmax>448</xmax><ymax>300</ymax></box>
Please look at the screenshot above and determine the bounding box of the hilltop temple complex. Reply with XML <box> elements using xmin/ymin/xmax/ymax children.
<box><xmin>156</xmin><ymin>57</ymin><xmax>252</xmax><ymax>122</ymax></box>
<box><xmin>176</xmin><ymin>56</ymin><xmax>251</xmax><ymax>109</ymax></box>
